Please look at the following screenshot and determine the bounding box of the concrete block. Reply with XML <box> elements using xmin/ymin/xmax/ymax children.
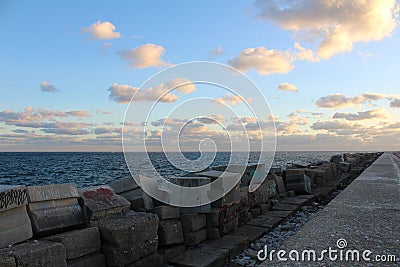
<box><xmin>274</xmin><ymin>175</ymin><xmax>286</xmax><ymax>194</ymax></box>
<box><xmin>249</xmin><ymin>179</ymin><xmax>277</xmax><ymax>207</ymax></box>
<box><xmin>339</xmin><ymin>162</ymin><xmax>351</xmax><ymax>172</ymax></box>
<box><xmin>184</xmin><ymin>229</ymin><xmax>206</xmax><ymax>246</ymax></box>
<box><xmin>0</xmin><ymin>253</ymin><xmax>16</xmax><ymax>267</ymax></box>
<box><xmin>95</xmin><ymin>211</ymin><xmax>158</xmax><ymax>265</ymax></box>
<box><xmin>169</xmin><ymin>177</ymin><xmax>211</xmax><ymax>210</ymax></box>
<box><xmin>126</xmin><ymin>252</ymin><xmax>162</xmax><ymax>267</ymax></box>
<box><xmin>27</xmin><ymin>184</ymin><xmax>79</xmax><ymax>202</ymax></box>
<box><xmin>170</xmin><ymin>246</ymin><xmax>229</xmax><ymax>267</ymax></box>
<box><xmin>219</xmin><ymin>217</ymin><xmax>238</xmax><ymax>236</ymax></box>
<box><xmin>43</xmin><ymin>227</ymin><xmax>101</xmax><ymax>260</ymax></box>
<box><xmin>248</xmin><ymin>215</ymin><xmax>282</xmax><ymax>229</ymax></box>
<box><xmin>109</xmin><ymin>176</ymin><xmax>154</xmax><ymax>211</ymax></box>
<box><xmin>181</xmin><ymin>214</ymin><xmax>206</xmax><ymax>232</ymax></box>
<box><xmin>78</xmin><ymin>185</ymin><xmax>130</xmax><ymax>220</ymax></box>
<box><xmin>249</xmin><ymin>208</ymin><xmax>261</xmax><ymax>218</ymax></box>
<box><xmin>158</xmin><ymin>244</ymin><xmax>186</xmax><ymax>264</ymax></box>
<box><xmin>206</xmin><ymin>226</ymin><xmax>220</xmax><ymax>240</ymax></box>
<box><xmin>330</xmin><ymin>154</ymin><xmax>343</xmax><ymax>163</ymax></box>
<box><xmin>0</xmin><ymin>185</ymin><xmax>28</xmax><ymax>212</ymax></box>
<box><xmin>151</xmin><ymin>205</ymin><xmax>180</xmax><ymax>220</ymax></box>
<box><xmin>3</xmin><ymin>240</ymin><xmax>67</xmax><ymax>267</ymax></box>
<box><xmin>0</xmin><ymin>205</ymin><xmax>33</xmax><ymax>248</ymax></box>
<box><xmin>260</xmin><ymin>202</ymin><xmax>271</xmax><ymax>214</ymax></box>
<box><xmin>67</xmin><ymin>253</ymin><xmax>106</xmax><ymax>267</ymax></box>
<box><xmin>201</xmin><ymin>235</ymin><xmax>249</xmax><ymax>259</ymax></box>
<box><xmin>158</xmin><ymin>220</ymin><xmax>184</xmax><ymax>246</ymax></box>
<box><xmin>232</xmin><ymin>225</ymin><xmax>268</xmax><ymax>242</ymax></box>
<box><xmin>285</xmin><ymin>174</ymin><xmax>312</xmax><ymax>194</ymax></box>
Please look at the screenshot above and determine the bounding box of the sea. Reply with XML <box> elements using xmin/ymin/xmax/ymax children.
<box><xmin>0</xmin><ymin>151</ymin><xmax>341</xmax><ymax>187</ymax></box>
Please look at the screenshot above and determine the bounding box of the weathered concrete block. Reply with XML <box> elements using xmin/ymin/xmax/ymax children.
<box><xmin>0</xmin><ymin>185</ymin><xmax>32</xmax><ymax>249</ymax></box>
<box><xmin>231</xmin><ymin>225</ymin><xmax>267</xmax><ymax>242</ymax></box>
<box><xmin>158</xmin><ymin>244</ymin><xmax>185</xmax><ymax>264</ymax></box>
<box><xmin>0</xmin><ymin>205</ymin><xmax>33</xmax><ymax>249</ymax></box>
<box><xmin>151</xmin><ymin>205</ymin><xmax>180</xmax><ymax>220</ymax></box>
<box><xmin>170</xmin><ymin>246</ymin><xmax>229</xmax><ymax>267</ymax></box>
<box><xmin>249</xmin><ymin>208</ymin><xmax>261</xmax><ymax>218</ymax></box>
<box><xmin>330</xmin><ymin>154</ymin><xmax>343</xmax><ymax>163</ymax></box>
<box><xmin>249</xmin><ymin>179</ymin><xmax>277</xmax><ymax>208</ymax></box>
<box><xmin>3</xmin><ymin>240</ymin><xmax>67</xmax><ymax>267</ymax></box>
<box><xmin>285</xmin><ymin>174</ymin><xmax>311</xmax><ymax>194</ymax></box>
<box><xmin>184</xmin><ymin>229</ymin><xmax>206</xmax><ymax>246</ymax></box>
<box><xmin>339</xmin><ymin>162</ymin><xmax>351</xmax><ymax>172</ymax></box>
<box><xmin>181</xmin><ymin>214</ymin><xmax>206</xmax><ymax>232</ymax></box>
<box><xmin>206</xmin><ymin>226</ymin><xmax>220</xmax><ymax>240</ymax></box>
<box><xmin>78</xmin><ymin>185</ymin><xmax>130</xmax><ymax>220</ymax></box>
<box><xmin>219</xmin><ymin>217</ymin><xmax>238</xmax><ymax>236</ymax></box>
<box><xmin>201</xmin><ymin>235</ymin><xmax>249</xmax><ymax>260</ymax></box>
<box><xmin>274</xmin><ymin>175</ymin><xmax>286</xmax><ymax>194</ymax></box>
<box><xmin>305</xmin><ymin>169</ymin><xmax>325</xmax><ymax>185</ymax></box>
<box><xmin>109</xmin><ymin>176</ymin><xmax>154</xmax><ymax>211</ymax></box>
<box><xmin>0</xmin><ymin>253</ymin><xmax>16</xmax><ymax>267</ymax></box>
<box><xmin>260</xmin><ymin>202</ymin><xmax>271</xmax><ymax>214</ymax></box>
<box><xmin>95</xmin><ymin>211</ymin><xmax>158</xmax><ymax>266</ymax></box>
<box><xmin>158</xmin><ymin>220</ymin><xmax>184</xmax><ymax>246</ymax></box>
<box><xmin>66</xmin><ymin>253</ymin><xmax>106</xmax><ymax>267</ymax></box>
<box><xmin>169</xmin><ymin>177</ymin><xmax>211</xmax><ymax>211</ymax></box>
<box><xmin>43</xmin><ymin>227</ymin><xmax>101</xmax><ymax>260</ymax></box>
<box><xmin>126</xmin><ymin>252</ymin><xmax>162</xmax><ymax>267</ymax></box>
<box><xmin>26</xmin><ymin>183</ymin><xmax>85</xmax><ymax>236</ymax></box>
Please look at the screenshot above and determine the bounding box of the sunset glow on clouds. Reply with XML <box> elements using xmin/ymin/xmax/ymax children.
<box><xmin>1</xmin><ymin>1</ymin><xmax>400</xmax><ymax>151</ymax></box>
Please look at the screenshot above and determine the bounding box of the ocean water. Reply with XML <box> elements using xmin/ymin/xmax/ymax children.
<box><xmin>0</xmin><ymin>151</ymin><xmax>338</xmax><ymax>187</ymax></box>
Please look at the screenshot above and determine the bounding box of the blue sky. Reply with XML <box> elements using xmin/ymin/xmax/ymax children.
<box><xmin>1</xmin><ymin>0</ymin><xmax>400</xmax><ymax>151</ymax></box>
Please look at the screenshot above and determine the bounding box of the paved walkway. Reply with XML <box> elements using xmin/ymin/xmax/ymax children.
<box><xmin>260</xmin><ymin>152</ymin><xmax>400</xmax><ymax>266</ymax></box>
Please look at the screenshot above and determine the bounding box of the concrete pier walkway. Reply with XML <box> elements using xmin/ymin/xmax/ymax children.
<box><xmin>260</xmin><ymin>152</ymin><xmax>400</xmax><ymax>266</ymax></box>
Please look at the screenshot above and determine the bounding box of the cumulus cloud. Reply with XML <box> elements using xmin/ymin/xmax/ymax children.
<box><xmin>278</xmin><ymin>82</ymin><xmax>298</xmax><ymax>92</ymax></box>
<box><xmin>108</xmin><ymin>78</ymin><xmax>195</xmax><ymax>104</ymax></box>
<box><xmin>255</xmin><ymin>0</ymin><xmax>399</xmax><ymax>59</ymax></box>
<box><xmin>210</xmin><ymin>46</ymin><xmax>224</xmax><ymax>59</ymax></box>
<box><xmin>316</xmin><ymin>93</ymin><xmax>387</xmax><ymax>108</ymax></box>
<box><xmin>117</xmin><ymin>43</ymin><xmax>171</xmax><ymax>68</ymax></box>
<box><xmin>390</xmin><ymin>99</ymin><xmax>400</xmax><ymax>108</ymax></box>
<box><xmin>333</xmin><ymin>109</ymin><xmax>389</xmax><ymax>121</ymax></box>
<box><xmin>40</xmin><ymin>81</ymin><xmax>59</xmax><ymax>93</ymax></box>
<box><xmin>311</xmin><ymin>120</ymin><xmax>361</xmax><ymax>131</ymax></box>
<box><xmin>228</xmin><ymin>47</ymin><xmax>294</xmax><ymax>75</ymax></box>
<box><xmin>214</xmin><ymin>93</ymin><xmax>252</xmax><ymax>106</ymax></box>
<box><xmin>82</xmin><ymin>21</ymin><xmax>121</xmax><ymax>40</ymax></box>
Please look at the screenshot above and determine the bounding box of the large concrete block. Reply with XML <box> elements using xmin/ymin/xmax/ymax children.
<box><xmin>3</xmin><ymin>240</ymin><xmax>67</xmax><ymax>267</ymax></box>
<box><xmin>0</xmin><ymin>185</ymin><xmax>32</xmax><ymax>249</ymax></box>
<box><xmin>26</xmin><ymin>183</ymin><xmax>85</xmax><ymax>236</ymax></box>
<box><xmin>170</xmin><ymin>246</ymin><xmax>229</xmax><ymax>267</ymax></box>
<box><xmin>169</xmin><ymin>177</ymin><xmax>211</xmax><ymax>212</ymax></box>
<box><xmin>285</xmin><ymin>174</ymin><xmax>312</xmax><ymax>194</ymax></box>
<box><xmin>109</xmin><ymin>176</ymin><xmax>154</xmax><ymax>211</ymax></box>
<box><xmin>158</xmin><ymin>244</ymin><xmax>185</xmax><ymax>264</ymax></box>
<box><xmin>127</xmin><ymin>252</ymin><xmax>162</xmax><ymax>267</ymax></box>
<box><xmin>181</xmin><ymin>214</ymin><xmax>206</xmax><ymax>232</ymax></box>
<box><xmin>151</xmin><ymin>205</ymin><xmax>180</xmax><ymax>220</ymax></box>
<box><xmin>184</xmin><ymin>229</ymin><xmax>206</xmax><ymax>246</ymax></box>
<box><xmin>43</xmin><ymin>227</ymin><xmax>101</xmax><ymax>260</ymax></box>
<box><xmin>78</xmin><ymin>185</ymin><xmax>130</xmax><ymax>220</ymax></box>
<box><xmin>158</xmin><ymin>220</ymin><xmax>184</xmax><ymax>246</ymax></box>
<box><xmin>66</xmin><ymin>253</ymin><xmax>106</xmax><ymax>267</ymax></box>
<box><xmin>95</xmin><ymin>211</ymin><xmax>158</xmax><ymax>266</ymax></box>
<box><xmin>249</xmin><ymin>179</ymin><xmax>277</xmax><ymax>208</ymax></box>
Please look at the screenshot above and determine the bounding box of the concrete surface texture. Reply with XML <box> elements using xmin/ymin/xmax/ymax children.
<box><xmin>260</xmin><ymin>152</ymin><xmax>400</xmax><ymax>266</ymax></box>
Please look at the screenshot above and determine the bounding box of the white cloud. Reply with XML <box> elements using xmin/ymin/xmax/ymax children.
<box><xmin>255</xmin><ymin>0</ymin><xmax>399</xmax><ymax>59</ymax></box>
<box><xmin>278</xmin><ymin>82</ymin><xmax>298</xmax><ymax>92</ymax></box>
<box><xmin>390</xmin><ymin>99</ymin><xmax>400</xmax><ymax>108</ymax></box>
<box><xmin>82</xmin><ymin>21</ymin><xmax>121</xmax><ymax>40</ymax></box>
<box><xmin>214</xmin><ymin>93</ymin><xmax>252</xmax><ymax>106</ymax></box>
<box><xmin>333</xmin><ymin>109</ymin><xmax>389</xmax><ymax>121</ymax></box>
<box><xmin>117</xmin><ymin>43</ymin><xmax>171</xmax><ymax>68</ymax></box>
<box><xmin>210</xmin><ymin>46</ymin><xmax>224</xmax><ymax>59</ymax></box>
<box><xmin>316</xmin><ymin>93</ymin><xmax>388</xmax><ymax>108</ymax></box>
<box><xmin>108</xmin><ymin>78</ymin><xmax>196</xmax><ymax>104</ymax></box>
<box><xmin>40</xmin><ymin>81</ymin><xmax>59</xmax><ymax>93</ymax></box>
<box><xmin>228</xmin><ymin>47</ymin><xmax>294</xmax><ymax>75</ymax></box>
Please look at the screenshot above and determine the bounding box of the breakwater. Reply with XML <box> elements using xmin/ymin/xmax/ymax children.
<box><xmin>0</xmin><ymin>152</ymin><xmax>381</xmax><ymax>267</ymax></box>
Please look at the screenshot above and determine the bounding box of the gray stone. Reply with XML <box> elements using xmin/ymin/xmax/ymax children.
<box><xmin>248</xmin><ymin>215</ymin><xmax>282</xmax><ymax>229</ymax></box>
<box><xmin>206</xmin><ymin>226</ymin><xmax>220</xmax><ymax>240</ymax></box>
<box><xmin>184</xmin><ymin>229</ymin><xmax>206</xmax><ymax>246</ymax></box>
<box><xmin>67</xmin><ymin>253</ymin><xmax>106</xmax><ymax>267</ymax></box>
<box><xmin>158</xmin><ymin>220</ymin><xmax>184</xmax><ymax>246</ymax></box>
<box><xmin>181</xmin><ymin>214</ymin><xmax>206</xmax><ymax>232</ymax></box>
<box><xmin>0</xmin><ymin>205</ymin><xmax>33</xmax><ymax>249</ymax></box>
<box><xmin>0</xmin><ymin>253</ymin><xmax>16</xmax><ymax>267</ymax></box>
<box><xmin>27</xmin><ymin>184</ymin><xmax>79</xmax><ymax>202</ymax></box>
<box><xmin>95</xmin><ymin>211</ymin><xmax>158</xmax><ymax>265</ymax></box>
<box><xmin>0</xmin><ymin>185</ymin><xmax>28</xmax><ymax>212</ymax></box>
<box><xmin>272</xmin><ymin>203</ymin><xmax>300</xmax><ymax>212</ymax></box>
<box><xmin>274</xmin><ymin>176</ymin><xmax>286</xmax><ymax>194</ymax></box>
<box><xmin>201</xmin><ymin>235</ymin><xmax>249</xmax><ymax>259</ymax></box>
<box><xmin>170</xmin><ymin>246</ymin><xmax>229</xmax><ymax>267</ymax></box>
<box><xmin>126</xmin><ymin>252</ymin><xmax>162</xmax><ymax>267</ymax></box>
<box><xmin>78</xmin><ymin>185</ymin><xmax>130</xmax><ymax>220</ymax></box>
<box><xmin>3</xmin><ymin>240</ymin><xmax>67</xmax><ymax>267</ymax></box>
<box><xmin>43</xmin><ymin>227</ymin><xmax>101</xmax><ymax>260</ymax></box>
<box><xmin>158</xmin><ymin>244</ymin><xmax>186</xmax><ymax>264</ymax></box>
<box><xmin>232</xmin><ymin>225</ymin><xmax>268</xmax><ymax>242</ymax></box>
<box><xmin>29</xmin><ymin>205</ymin><xmax>85</xmax><ymax>236</ymax></box>
<box><xmin>151</xmin><ymin>205</ymin><xmax>180</xmax><ymax>220</ymax></box>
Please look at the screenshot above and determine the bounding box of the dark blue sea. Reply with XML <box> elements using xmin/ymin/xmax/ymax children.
<box><xmin>0</xmin><ymin>152</ymin><xmax>339</xmax><ymax>187</ymax></box>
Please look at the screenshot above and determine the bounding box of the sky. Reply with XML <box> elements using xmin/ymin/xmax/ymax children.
<box><xmin>1</xmin><ymin>0</ymin><xmax>400</xmax><ymax>152</ymax></box>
